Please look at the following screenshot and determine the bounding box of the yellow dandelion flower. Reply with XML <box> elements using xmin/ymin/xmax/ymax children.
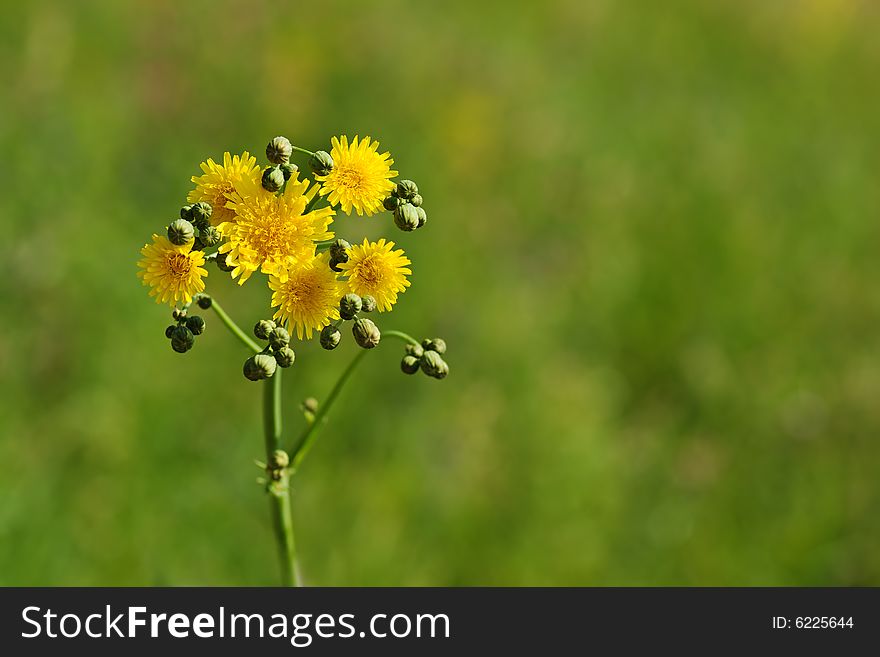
<box><xmin>218</xmin><ymin>173</ymin><xmax>335</xmax><ymax>285</ymax></box>
<box><xmin>188</xmin><ymin>151</ymin><xmax>262</xmax><ymax>226</ymax></box>
<box><xmin>339</xmin><ymin>238</ymin><xmax>411</xmax><ymax>312</ymax></box>
<box><xmin>269</xmin><ymin>253</ymin><xmax>343</xmax><ymax>340</ymax></box>
<box><xmin>316</xmin><ymin>135</ymin><xmax>398</xmax><ymax>216</ymax></box>
<box><xmin>137</xmin><ymin>234</ymin><xmax>208</xmax><ymax>305</ymax></box>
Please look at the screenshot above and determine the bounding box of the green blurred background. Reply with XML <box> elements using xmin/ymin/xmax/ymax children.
<box><xmin>1</xmin><ymin>0</ymin><xmax>879</xmax><ymax>585</ymax></box>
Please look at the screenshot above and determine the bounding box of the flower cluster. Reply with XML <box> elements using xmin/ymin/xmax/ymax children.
<box><xmin>136</xmin><ymin>133</ymin><xmax>447</xmax><ymax>381</ymax></box>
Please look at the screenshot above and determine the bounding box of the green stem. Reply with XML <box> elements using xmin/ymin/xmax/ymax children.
<box><xmin>263</xmin><ymin>370</ymin><xmax>299</xmax><ymax>587</ymax></box>
<box><xmin>292</xmin><ymin>145</ymin><xmax>316</xmax><ymax>158</ymax></box>
<box><xmin>383</xmin><ymin>329</ymin><xmax>421</xmax><ymax>346</ymax></box>
<box><xmin>209</xmin><ymin>299</ymin><xmax>262</xmax><ymax>353</ymax></box>
<box><xmin>289</xmin><ymin>349</ymin><xmax>369</xmax><ymax>473</ymax></box>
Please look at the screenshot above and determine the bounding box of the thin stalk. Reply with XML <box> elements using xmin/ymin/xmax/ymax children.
<box><xmin>289</xmin><ymin>349</ymin><xmax>368</xmax><ymax>473</ymax></box>
<box><xmin>383</xmin><ymin>329</ymin><xmax>421</xmax><ymax>346</ymax></box>
<box><xmin>292</xmin><ymin>145</ymin><xmax>316</xmax><ymax>158</ymax></box>
<box><xmin>263</xmin><ymin>370</ymin><xmax>299</xmax><ymax>586</ymax></box>
<box><xmin>209</xmin><ymin>299</ymin><xmax>262</xmax><ymax>353</ymax></box>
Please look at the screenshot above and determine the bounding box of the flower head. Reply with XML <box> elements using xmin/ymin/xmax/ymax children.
<box><xmin>339</xmin><ymin>238</ymin><xmax>411</xmax><ymax>312</ymax></box>
<box><xmin>137</xmin><ymin>234</ymin><xmax>208</xmax><ymax>305</ymax></box>
<box><xmin>316</xmin><ymin>136</ymin><xmax>397</xmax><ymax>216</ymax></box>
<box><xmin>269</xmin><ymin>253</ymin><xmax>343</xmax><ymax>340</ymax></box>
<box><xmin>188</xmin><ymin>152</ymin><xmax>262</xmax><ymax>226</ymax></box>
<box><xmin>219</xmin><ymin>173</ymin><xmax>335</xmax><ymax>285</ymax></box>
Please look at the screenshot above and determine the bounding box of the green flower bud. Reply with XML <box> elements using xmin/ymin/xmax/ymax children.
<box><xmin>410</xmin><ymin>193</ymin><xmax>423</xmax><ymax>207</ymax></box>
<box><xmin>328</xmin><ymin>238</ymin><xmax>351</xmax><ymax>264</ymax></box>
<box><xmin>420</xmin><ymin>350</ymin><xmax>449</xmax><ymax>379</ymax></box>
<box><xmin>422</xmin><ymin>338</ymin><xmax>447</xmax><ymax>355</ymax></box>
<box><xmin>215</xmin><ymin>252</ymin><xmax>235</xmax><ymax>272</ymax></box>
<box><xmin>172</xmin><ymin>307</ymin><xmax>187</xmax><ymax>321</ymax></box>
<box><xmin>302</xmin><ymin>397</ymin><xmax>319</xmax><ymax>414</ymax></box>
<box><xmin>254</xmin><ymin>319</ymin><xmax>277</xmax><ymax>340</ymax></box>
<box><xmin>309</xmin><ymin>150</ymin><xmax>334</xmax><ymax>176</ymax></box>
<box><xmin>393</xmin><ymin>203</ymin><xmax>420</xmax><ymax>232</ymax></box>
<box><xmin>190</xmin><ymin>201</ymin><xmax>213</xmax><ymax>227</ymax></box>
<box><xmin>273</xmin><ymin>346</ymin><xmax>296</xmax><ymax>368</ymax></box>
<box><xmin>401</xmin><ymin>355</ymin><xmax>420</xmax><ymax>374</ymax></box>
<box><xmin>415</xmin><ymin>206</ymin><xmax>427</xmax><ymax>228</ymax></box>
<box><xmin>320</xmin><ymin>325</ymin><xmax>341</xmax><ymax>350</ymax></box>
<box><xmin>270</xmin><ymin>449</ymin><xmax>289</xmax><ymax>469</ymax></box>
<box><xmin>280</xmin><ymin>162</ymin><xmax>298</xmax><ymax>180</ymax></box>
<box><xmin>329</xmin><ymin>257</ymin><xmax>343</xmax><ymax>273</ymax></box>
<box><xmin>360</xmin><ymin>295</ymin><xmax>377</xmax><ymax>313</ymax></box>
<box><xmin>383</xmin><ymin>196</ymin><xmax>400</xmax><ymax>211</ymax></box>
<box><xmin>167</xmin><ymin>219</ymin><xmax>195</xmax><ymax>246</ymax></box>
<box><xmin>180</xmin><ymin>204</ymin><xmax>193</xmax><ymax>220</ymax></box>
<box><xmin>262</xmin><ymin>166</ymin><xmax>285</xmax><ymax>193</ymax></box>
<box><xmin>243</xmin><ymin>353</ymin><xmax>277</xmax><ymax>381</ymax></box>
<box><xmin>396</xmin><ymin>179</ymin><xmax>418</xmax><ymax>200</ymax></box>
<box><xmin>405</xmin><ymin>342</ymin><xmax>424</xmax><ymax>358</ymax></box>
<box><xmin>352</xmin><ymin>317</ymin><xmax>381</xmax><ymax>349</ymax></box>
<box><xmin>339</xmin><ymin>293</ymin><xmax>362</xmax><ymax>320</ymax></box>
<box><xmin>193</xmin><ymin>293</ymin><xmax>212</xmax><ymax>309</ymax></box>
<box><xmin>185</xmin><ymin>315</ymin><xmax>206</xmax><ymax>335</ymax></box>
<box><xmin>268</xmin><ymin>326</ymin><xmax>290</xmax><ymax>350</ymax></box>
<box><xmin>266</xmin><ymin>136</ymin><xmax>293</xmax><ymax>165</ymax></box>
<box><xmin>199</xmin><ymin>225</ymin><xmax>222</xmax><ymax>247</ymax></box>
<box><xmin>164</xmin><ymin>325</ymin><xmax>176</xmax><ymax>339</ymax></box>
<box><xmin>170</xmin><ymin>325</ymin><xmax>195</xmax><ymax>353</ymax></box>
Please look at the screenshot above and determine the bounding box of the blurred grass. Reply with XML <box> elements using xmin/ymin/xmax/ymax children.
<box><xmin>1</xmin><ymin>0</ymin><xmax>880</xmax><ymax>585</ymax></box>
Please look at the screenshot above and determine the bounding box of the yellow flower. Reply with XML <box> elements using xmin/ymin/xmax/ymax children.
<box><xmin>188</xmin><ymin>151</ymin><xmax>262</xmax><ymax>226</ymax></box>
<box><xmin>218</xmin><ymin>173</ymin><xmax>334</xmax><ymax>285</ymax></box>
<box><xmin>137</xmin><ymin>234</ymin><xmax>208</xmax><ymax>305</ymax></box>
<box><xmin>269</xmin><ymin>253</ymin><xmax>343</xmax><ymax>340</ymax></box>
<box><xmin>339</xmin><ymin>238</ymin><xmax>411</xmax><ymax>312</ymax></box>
<box><xmin>316</xmin><ymin>135</ymin><xmax>398</xmax><ymax>216</ymax></box>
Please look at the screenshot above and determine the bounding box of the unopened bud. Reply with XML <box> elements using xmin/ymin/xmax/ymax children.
<box><xmin>190</xmin><ymin>201</ymin><xmax>213</xmax><ymax>229</ymax></box>
<box><xmin>215</xmin><ymin>251</ymin><xmax>236</xmax><ymax>272</ymax></box>
<box><xmin>268</xmin><ymin>326</ymin><xmax>290</xmax><ymax>350</ymax></box>
<box><xmin>164</xmin><ymin>325</ymin><xmax>176</xmax><ymax>339</ymax></box>
<box><xmin>329</xmin><ymin>238</ymin><xmax>351</xmax><ymax>264</ymax></box>
<box><xmin>401</xmin><ymin>355</ymin><xmax>420</xmax><ymax>374</ymax></box>
<box><xmin>383</xmin><ymin>196</ymin><xmax>400</xmax><ymax>211</ymax></box>
<box><xmin>254</xmin><ymin>319</ymin><xmax>277</xmax><ymax>340</ymax></box>
<box><xmin>280</xmin><ymin>162</ymin><xmax>298</xmax><ymax>180</ymax></box>
<box><xmin>410</xmin><ymin>193</ymin><xmax>423</xmax><ymax>207</ymax></box>
<box><xmin>396</xmin><ymin>179</ymin><xmax>418</xmax><ymax>200</ymax></box>
<box><xmin>352</xmin><ymin>318</ymin><xmax>381</xmax><ymax>349</ymax></box>
<box><xmin>320</xmin><ymin>325</ymin><xmax>341</xmax><ymax>350</ymax></box>
<box><xmin>405</xmin><ymin>342</ymin><xmax>424</xmax><ymax>358</ymax></box>
<box><xmin>339</xmin><ymin>293</ymin><xmax>362</xmax><ymax>320</ymax></box>
<box><xmin>167</xmin><ymin>219</ymin><xmax>194</xmax><ymax>246</ymax></box>
<box><xmin>266</xmin><ymin>136</ymin><xmax>293</xmax><ymax>165</ymax></box>
<box><xmin>199</xmin><ymin>225</ymin><xmax>222</xmax><ymax>247</ymax></box>
<box><xmin>422</xmin><ymin>338</ymin><xmax>447</xmax><ymax>355</ymax></box>
<box><xmin>310</xmin><ymin>150</ymin><xmax>334</xmax><ymax>176</ymax></box>
<box><xmin>243</xmin><ymin>353</ymin><xmax>277</xmax><ymax>381</ymax></box>
<box><xmin>360</xmin><ymin>295</ymin><xmax>377</xmax><ymax>313</ymax></box>
<box><xmin>393</xmin><ymin>203</ymin><xmax>420</xmax><ymax>231</ymax></box>
<box><xmin>172</xmin><ymin>307</ymin><xmax>187</xmax><ymax>321</ymax></box>
<box><xmin>262</xmin><ymin>166</ymin><xmax>285</xmax><ymax>193</ymax></box>
<box><xmin>170</xmin><ymin>325</ymin><xmax>195</xmax><ymax>353</ymax></box>
<box><xmin>180</xmin><ymin>204</ymin><xmax>193</xmax><ymax>220</ymax></box>
<box><xmin>273</xmin><ymin>346</ymin><xmax>296</xmax><ymax>368</ymax></box>
<box><xmin>302</xmin><ymin>397</ymin><xmax>319</xmax><ymax>414</ymax></box>
<box><xmin>415</xmin><ymin>206</ymin><xmax>427</xmax><ymax>228</ymax></box>
<box><xmin>420</xmin><ymin>350</ymin><xmax>448</xmax><ymax>379</ymax></box>
<box><xmin>193</xmin><ymin>292</ymin><xmax>212</xmax><ymax>309</ymax></box>
<box><xmin>185</xmin><ymin>315</ymin><xmax>206</xmax><ymax>335</ymax></box>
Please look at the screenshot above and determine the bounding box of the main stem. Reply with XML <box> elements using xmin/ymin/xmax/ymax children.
<box><xmin>263</xmin><ymin>370</ymin><xmax>299</xmax><ymax>587</ymax></box>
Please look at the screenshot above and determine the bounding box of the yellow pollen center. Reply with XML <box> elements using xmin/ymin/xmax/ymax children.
<box><xmin>166</xmin><ymin>253</ymin><xmax>192</xmax><ymax>277</ymax></box>
<box><xmin>336</xmin><ymin>166</ymin><xmax>364</xmax><ymax>189</ymax></box>
<box><xmin>357</xmin><ymin>256</ymin><xmax>383</xmax><ymax>288</ymax></box>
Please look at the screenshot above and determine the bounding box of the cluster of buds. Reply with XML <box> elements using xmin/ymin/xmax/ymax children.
<box><xmin>170</xmin><ymin>201</ymin><xmax>221</xmax><ymax>250</ymax></box>
<box><xmin>384</xmin><ymin>179</ymin><xmax>427</xmax><ymax>232</ymax></box>
<box><xmin>243</xmin><ymin>319</ymin><xmax>296</xmax><ymax>381</ymax></box>
<box><xmin>319</xmin><ymin>293</ymin><xmax>381</xmax><ymax>351</ymax></box>
<box><xmin>400</xmin><ymin>338</ymin><xmax>449</xmax><ymax>379</ymax></box>
<box><xmin>164</xmin><ymin>303</ymin><xmax>207</xmax><ymax>353</ymax></box>
<box><xmin>262</xmin><ymin>136</ymin><xmax>299</xmax><ymax>193</ymax></box>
